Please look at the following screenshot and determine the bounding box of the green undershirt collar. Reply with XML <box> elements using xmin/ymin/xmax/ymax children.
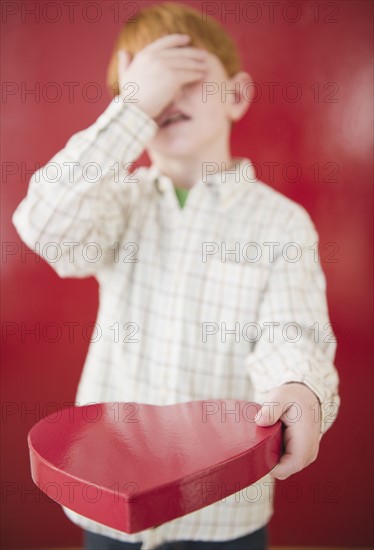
<box><xmin>174</xmin><ymin>186</ymin><xmax>189</xmax><ymax>208</ymax></box>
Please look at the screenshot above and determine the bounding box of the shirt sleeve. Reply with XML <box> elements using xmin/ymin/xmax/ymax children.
<box><xmin>245</xmin><ymin>206</ymin><xmax>340</xmax><ymax>439</ymax></box>
<box><xmin>12</xmin><ymin>99</ymin><xmax>158</xmax><ymax>278</ymax></box>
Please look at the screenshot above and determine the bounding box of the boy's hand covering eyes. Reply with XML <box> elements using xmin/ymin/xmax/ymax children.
<box><xmin>117</xmin><ymin>34</ymin><xmax>208</xmax><ymax>121</ymax></box>
<box><xmin>254</xmin><ymin>382</ymin><xmax>322</xmax><ymax>480</ymax></box>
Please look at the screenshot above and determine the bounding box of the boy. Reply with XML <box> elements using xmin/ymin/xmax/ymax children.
<box><xmin>12</xmin><ymin>2</ymin><xmax>340</xmax><ymax>549</ymax></box>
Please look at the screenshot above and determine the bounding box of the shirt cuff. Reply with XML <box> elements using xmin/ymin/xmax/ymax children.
<box><xmin>99</xmin><ymin>97</ymin><xmax>159</xmax><ymax>142</ymax></box>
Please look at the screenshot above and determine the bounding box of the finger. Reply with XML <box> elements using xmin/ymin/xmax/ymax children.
<box><xmin>159</xmin><ymin>47</ymin><xmax>207</xmax><ymax>61</ymax></box>
<box><xmin>173</xmin><ymin>68</ymin><xmax>208</xmax><ymax>86</ymax></box>
<box><xmin>144</xmin><ymin>33</ymin><xmax>191</xmax><ymax>52</ymax></box>
<box><xmin>255</xmin><ymin>401</ymin><xmax>282</xmax><ymax>426</ymax></box>
<box><xmin>166</xmin><ymin>59</ymin><xmax>207</xmax><ymax>73</ymax></box>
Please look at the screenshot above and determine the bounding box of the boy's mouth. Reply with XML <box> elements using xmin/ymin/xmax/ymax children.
<box><xmin>157</xmin><ymin>109</ymin><xmax>191</xmax><ymax>128</ymax></box>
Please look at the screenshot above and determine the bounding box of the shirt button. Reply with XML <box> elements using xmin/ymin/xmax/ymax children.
<box><xmin>157</xmin><ymin>178</ymin><xmax>167</xmax><ymax>193</ymax></box>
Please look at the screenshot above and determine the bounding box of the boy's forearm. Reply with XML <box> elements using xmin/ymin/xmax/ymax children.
<box><xmin>12</xmin><ymin>100</ymin><xmax>158</xmax><ymax>277</ymax></box>
<box><xmin>246</xmin><ymin>208</ymin><xmax>340</xmax><ymax>439</ymax></box>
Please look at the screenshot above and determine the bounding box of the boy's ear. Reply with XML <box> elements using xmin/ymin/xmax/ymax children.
<box><xmin>227</xmin><ymin>71</ymin><xmax>253</xmax><ymax>122</ymax></box>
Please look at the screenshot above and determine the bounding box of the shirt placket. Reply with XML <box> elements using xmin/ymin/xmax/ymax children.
<box><xmin>150</xmin><ymin>177</ymin><xmax>183</xmax><ymax>401</ymax></box>
<box><xmin>155</xmin><ymin>177</ymin><xmax>203</xmax><ymax>402</ymax></box>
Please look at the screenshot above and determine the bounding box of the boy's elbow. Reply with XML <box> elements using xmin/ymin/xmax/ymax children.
<box><xmin>12</xmin><ymin>211</ymin><xmax>98</xmax><ymax>280</ymax></box>
<box><xmin>50</xmin><ymin>262</ymin><xmax>94</xmax><ymax>279</ymax></box>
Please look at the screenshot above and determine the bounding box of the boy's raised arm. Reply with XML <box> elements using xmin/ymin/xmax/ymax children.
<box><xmin>12</xmin><ymin>34</ymin><xmax>208</xmax><ymax>279</ymax></box>
<box><xmin>12</xmin><ymin>99</ymin><xmax>158</xmax><ymax>278</ymax></box>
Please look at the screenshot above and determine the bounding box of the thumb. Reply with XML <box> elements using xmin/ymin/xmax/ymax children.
<box><xmin>254</xmin><ymin>401</ymin><xmax>282</xmax><ymax>427</ymax></box>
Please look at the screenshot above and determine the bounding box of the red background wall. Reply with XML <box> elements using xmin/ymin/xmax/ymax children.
<box><xmin>1</xmin><ymin>1</ymin><xmax>373</xmax><ymax>548</ymax></box>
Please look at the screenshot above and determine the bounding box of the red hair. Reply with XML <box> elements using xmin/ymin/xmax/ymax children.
<box><xmin>106</xmin><ymin>2</ymin><xmax>242</xmax><ymax>97</ymax></box>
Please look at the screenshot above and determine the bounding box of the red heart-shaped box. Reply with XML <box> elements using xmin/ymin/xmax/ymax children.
<box><xmin>28</xmin><ymin>400</ymin><xmax>282</xmax><ymax>533</ymax></box>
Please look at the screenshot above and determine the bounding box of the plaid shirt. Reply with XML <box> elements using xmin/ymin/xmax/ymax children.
<box><xmin>13</xmin><ymin>98</ymin><xmax>340</xmax><ymax>549</ymax></box>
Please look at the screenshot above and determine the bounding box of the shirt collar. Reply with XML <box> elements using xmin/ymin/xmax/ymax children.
<box><xmin>147</xmin><ymin>158</ymin><xmax>257</xmax><ymax>209</ymax></box>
